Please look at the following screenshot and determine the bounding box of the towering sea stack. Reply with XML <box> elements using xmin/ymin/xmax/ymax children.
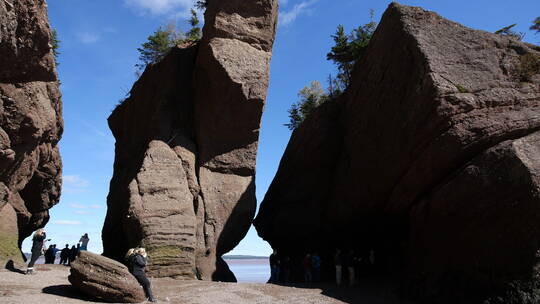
<box><xmin>103</xmin><ymin>0</ymin><xmax>278</xmax><ymax>281</ymax></box>
<box><xmin>254</xmin><ymin>3</ymin><xmax>540</xmax><ymax>301</ymax></box>
<box><xmin>0</xmin><ymin>0</ymin><xmax>63</xmax><ymax>266</ymax></box>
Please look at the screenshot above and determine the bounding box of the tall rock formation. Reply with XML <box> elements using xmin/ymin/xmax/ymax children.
<box><xmin>254</xmin><ymin>3</ymin><xmax>540</xmax><ymax>301</ymax></box>
<box><xmin>103</xmin><ymin>0</ymin><xmax>278</xmax><ymax>281</ymax></box>
<box><xmin>0</xmin><ymin>0</ymin><xmax>63</xmax><ymax>266</ymax></box>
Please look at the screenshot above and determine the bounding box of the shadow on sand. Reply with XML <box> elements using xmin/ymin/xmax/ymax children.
<box><xmin>42</xmin><ymin>285</ymin><xmax>102</xmax><ymax>302</ymax></box>
<box><xmin>271</xmin><ymin>277</ymin><xmax>414</xmax><ymax>304</ymax></box>
<box><xmin>5</xmin><ymin>260</ymin><xmax>26</xmax><ymax>274</ymax></box>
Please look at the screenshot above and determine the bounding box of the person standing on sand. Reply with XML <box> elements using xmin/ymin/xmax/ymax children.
<box><xmin>59</xmin><ymin>244</ymin><xmax>70</xmax><ymax>265</ymax></box>
<box><xmin>127</xmin><ymin>248</ymin><xmax>157</xmax><ymax>302</ymax></box>
<box><xmin>68</xmin><ymin>245</ymin><xmax>77</xmax><ymax>265</ymax></box>
<box><xmin>303</xmin><ymin>253</ymin><xmax>312</xmax><ymax>283</ymax></box>
<box><xmin>311</xmin><ymin>252</ymin><xmax>321</xmax><ymax>282</ymax></box>
<box><xmin>44</xmin><ymin>245</ymin><xmax>54</xmax><ymax>264</ymax></box>
<box><xmin>79</xmin><ymin>233</ymin><xmax>89</xmax><ymax>251</ymax></box>
<box><xmin>26</xmin><ymin>229</ymin><xmax>50</xmax><ymax>274</ymax></box>
<box><xmin>346</xmin><ymin>249</ymin><xmax>356</xmax><ymax>286</ymax></box>
<box><xmin>269</xmin><ymin>249</ymin><xmax>280</xmax><ymax>283</ymax></box>
<box><xmin>334</xmin><ymin>249</ymin><xmax>342</xmax><ymax>285</ymax></box>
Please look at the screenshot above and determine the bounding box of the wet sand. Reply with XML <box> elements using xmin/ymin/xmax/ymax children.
<box><xmin>0</xmin><ymin>264</ymin><xmax>412</xmax><ymax>304</ymax></box>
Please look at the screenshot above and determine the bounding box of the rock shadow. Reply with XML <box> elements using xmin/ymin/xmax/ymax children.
<box><xmin>42</xmin><ymin>285</ymin><xmax>101</xmax><ymax>302</ymax></box>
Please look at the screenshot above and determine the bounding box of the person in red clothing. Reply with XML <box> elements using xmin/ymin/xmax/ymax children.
<box><xmin>303</xmin><ymin>253</ymin><xmax>312</xmax><ymax>283</ymax></box>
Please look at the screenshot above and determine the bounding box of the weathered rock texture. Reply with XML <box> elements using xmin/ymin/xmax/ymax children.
<box><xmin>0</xmin><ymin>0</ymin><xmax>62</xmax><ymax>266</ymax></box>
<box><xmin>68</xmin><ymin>251</ymin><xmax>146</xmax><ymax>303</ymax></box>
<box><xmin>254</xmin><ymin>3</ymin><xmax>540</xmax><ymax>302</ymax></box>
<box><xmin>103</xmin><ymin>0</ymin><xmax>278</xmax><ymax>281</ymax></box>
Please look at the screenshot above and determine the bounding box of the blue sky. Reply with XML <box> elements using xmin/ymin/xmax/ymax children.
<box><xmin>22</xmin><ymin>0</ymin><xmax>539</xmax><ymax>256</ymax></box>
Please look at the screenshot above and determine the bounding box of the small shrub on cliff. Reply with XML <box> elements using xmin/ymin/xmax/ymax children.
<box><xmin>285</xmin><ymin>81</ymin><xmax>328</xmax><ymax>130</ymax></box>
<box><xmin>51</xmin><ymin>29</ymin><xmax>60</xmax><ymax>66</ymax></box>
<box><xmin>286</xmin><ymin>10</ymin><xmax>377</xmax><ymax>130</ymax></box>
<box><xmin>531</xmin><ymin>17</ymin><xmax>540</xmax><ymax>34</ymax></box>
<box><xmin>327</xmin><ymin>10</ymin><xmax>377</xmax><ymax>88</ymax></box>
<box><xmin>135</xmin><ymin>8</ymin><xmax>202</xmax><ymax>72</ymax></box>
<box><xmin>495</xmin><ymin>24</ymin><xmax>525</xmax><ymax>41</ymax></box>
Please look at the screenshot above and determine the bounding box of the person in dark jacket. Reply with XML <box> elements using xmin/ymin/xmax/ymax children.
<box><xmin>59</xmin><ymin>244</ymin><xmax>70</xmax><ymax>265</ymax></box>
<box><xmin>44</xmin><ymin>245</ymin><xmax>54</xmax><ymax>264</ymax></box>
<box><xmin>27</xmin><ymin>228</ymin><xmax>49</xmax><ymax>274</ymax></box>
<box><xmin>128</xmin><ymin>248</ymin><xmax>156</xmax><ymax>302</ymax></box>
<box><xmin>68</xmin><ymin>245</ymin><xmax>78</xmax><ymax>265</ymax></box>
<box><xmin>269</xmin><ymin>250</ymin><xmax>280</xmax><ymax>283</ymax></box>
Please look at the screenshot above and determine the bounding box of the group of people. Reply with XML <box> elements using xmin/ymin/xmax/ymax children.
<box><xmin>25</xmin><ymin>228</ymin><xmax>156</xmax><ymax>302</ymax></box>
<box><xmin>268</xmin><ymin>248</ymin><xmax>376</xmax><ymax>286</ymax></box>
<box><xmin>269</xmin><ymin>250</ymin><xmax>322</xmax><ymax>284</ymax></box>
<box><xmin>26</xmin><ymin>230</ymin><xmax>91</xmax><ymax>274</ymax></box>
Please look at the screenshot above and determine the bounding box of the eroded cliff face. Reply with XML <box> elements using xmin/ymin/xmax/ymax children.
<box><xmin>254</xmin><ymin>3</ymin><xmax>540</xmax><ymax>301</ymax></box>
<box><xmin>103</xmin><ymin>0</ymin><xmax>278</xmax><ymax>281</ymax></box>
<box><xmin>0</xmin><ymin>0</ymin><xmax>63</xmax><ymax>266</ymax></box>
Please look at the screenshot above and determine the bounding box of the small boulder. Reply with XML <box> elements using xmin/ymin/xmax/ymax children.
<box><xmin>68</xmin><ymin>251</ymin><xmax>145</xmax><ymax>303</ymax></box>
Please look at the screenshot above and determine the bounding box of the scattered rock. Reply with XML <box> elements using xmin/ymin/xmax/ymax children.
<box><xmin>68</xmin><ymin>251</ymin><xmax>146</xmax><ymax>303</ymax></box>
<box><xmin>103</xmin><ymin>0</ymin><xmax>278</xmax><ymax>281</ymax></box>
<box><xmin>0</xmin><ymin>0</ymin><xmax>62</xmax><ymax>266</ymax></box>
<box><xmin>254</xmin><ymin>3</ymin><xmax>540</xmax><ymax>301</ymax></box>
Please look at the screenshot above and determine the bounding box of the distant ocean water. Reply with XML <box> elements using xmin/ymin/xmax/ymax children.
<box><xmin>224</xmin><ymin>258</ymin><xmax>270</xmax><ymax>283</ymax></box>
<box><xmin>25</xmin><ymin>253</ymin><xmax>270</xmax><ymax>283</ymax></box>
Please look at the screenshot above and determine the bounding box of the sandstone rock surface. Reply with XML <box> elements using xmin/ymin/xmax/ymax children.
<box><xmin>103</xmin><ymin>0</ymin><xmax>278</xmax><ymax>281</ymax></box>
<box><xmin>254</xmin><ymin>3</ymin><xmax>540</xmax><ymax>301</ymax></box>
<box><xmin>0</xmin><ymin>0</ymin><xmax>62</xmax><ymax>266</ymax></box>
<box><xmin>68</xmin><ymin>251</ymin><xmax>146</xmax><ymax>303</ymax></box>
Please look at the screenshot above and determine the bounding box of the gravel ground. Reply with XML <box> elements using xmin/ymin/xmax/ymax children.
<box><xmin>0</xmin><ymin>264</ymin><xmax>413</xmax><ymax>304</ymax></box>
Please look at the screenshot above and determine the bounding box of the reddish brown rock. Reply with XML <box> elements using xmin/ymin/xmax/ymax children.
<box><xmin>68</xmin><ymin>251</ymin><xmax>146</xmax><ymax>303</ymax></box>
<box><xmin>254</xmin><ymin>3</ymin><xmax>540</xmax><ymax>301</ymax></box>
<box><xmin>0</xmin><ymin>0</ymin><xmax>62</xmax><ymax>266</ymax></box>
<box><xmin>103</xmin><ymin>0</ymin><xmax>278</xmax><ymax>281</ymax></box>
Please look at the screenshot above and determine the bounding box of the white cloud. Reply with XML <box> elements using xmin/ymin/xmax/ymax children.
<box><xmin>64</xmin><ymin>175</ymin><xmax>90</xmax><ymax>188</ymax></box>
<box><xmin>76</xmin><ymin>32</ymin><xmax>101</xmax><ymax>44</ymax></box>
<box><xmin>53</xmin><ymin>220</ymin><xmax>82</xmax><ymax>225</ymax></box>
<box><xmin>89</xmin><ymin>204</ymin><xmax>102</xmax><ymax>209</ymax></box>
<box><xmin>279</xmin><ymin>0</ymin><xmax>318</xmax><ymax>26</ymax></box>
<box><xmin>74</xmin><ymin>210</ymin><xmax>92</xmax><ymax>215</ymax></box>
<box><xmin>125</xmin><ymin>0</ymin><xmax>195</xmax><ymax>16</ymax></box>
<box><xmin>69</xmin><ymin>203</ymin><xmax>87</xmax><ymax>209</ymax></box>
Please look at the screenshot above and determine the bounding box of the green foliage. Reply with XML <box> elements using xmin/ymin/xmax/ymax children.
<box><xmin>286</xmin><ymin>10</ymin><xmax>377</xmax><ymax>130</ymax></box>
<box><xmin>285</xmin><ymin>81</ymin><xmax>328</xmax><ymax>130</ymax></box>
<box><xmin>51</xmin><ymin>29</ymin><xmax>60</xmax><ymax>66</ymax></box>
<box><xmin>532</xmin><ymin>17</ymin><xmax>540</xmax><ymax>34</ymax></box>
<box><xmin>495</xmin><ymin>24</ymin><xmax>525</xmax><ymax>41</ymax></box>
<box><xmin>186</xmin><ymin>9</ymin><xmax>202</xmax><ymax>42</ymax></box>
<box><xmin>135</xmin><ymin>27</ymin><xmax>180</xmax><ymax>71</ymax></box>
<box><xmin>327</xmin><ymin>9</ymin><xmax>377</xmax><ymax>88</ymax></box>
<box><xmin>135</xmin><ymin>8</ymin><xmax>202</xmax><ymax>71</ymax></box>
<box><xmin>514</xmin><ymin>53</ymin><xmax>540</xmax><ymax>82</ymax></box>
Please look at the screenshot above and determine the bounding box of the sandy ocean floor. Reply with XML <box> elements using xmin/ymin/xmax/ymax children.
<box><xmin>0</xmin><ymin>264</ymin><xmax>413</xmax><ymax>304</ymax></box>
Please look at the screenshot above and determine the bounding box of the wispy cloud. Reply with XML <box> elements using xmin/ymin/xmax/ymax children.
<box><xmin>74</xmin><ymin>210</ymin><xmax>93</xmax><ymax>215</ymax></box>
<box><xmin>89</xmin><ymin>204</ymin><xmax>103</xmax><ymax>209</ymax></box>
<box><xmin>69</xmin><ymin>203</ymin><xmax>87</xmax><ymax>209</ymax></box>
<box><xmin>53</xmin><ymin>220</ymin><xmax>82</xmax><ymax>225</ymax></box>
<box><xmin>76</xmin><ymin>32</ymin><xmax>101</xmax><ymax>44</ymax></box>
<box><xmin>279</xmin><ymin>0</ymin><xmax>318</xmax><ymax>26</ymax></box>
<box><xmin>64</xmin><ymin>175</ymin><xmax>90</xmax><ymax>188</ymax></box>
<box><xmin>63</xmin><ymin>175</ymin><xmax>90</xmax><ymax>194</ymax></box>
<box><xmin>124</xmin><ymin>0</ymin><xmax>196</xmax><ymax>16</ymax></box>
